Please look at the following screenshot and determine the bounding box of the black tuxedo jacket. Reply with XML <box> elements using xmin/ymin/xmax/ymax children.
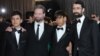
<box><xmin>50</xmin><ymin>25</ymin><xmax>72</xmax><ymax>56</ymax></box>
<box><xmin>0</xmin><ymin>22</ymin><xmax>9</xmax><ymax>56</ymax></box>
<box><xmin>3</xmin><ymin>30</ymin><xmax>28</xmax><ymax>56</ymax></box>
<box><xmin>71</xmin><ymin>17</ymin><xmax>99</xmax><ymax>56</ymax></box>
<box><xmin>98</xmin><ymin>23</ymin><xmax>100</xmax><ymax>56</ymax></box>
<box><xmin>26</xmin><ymin>22</ymin><xmax>53</xmax><ymax>56</ymax></box>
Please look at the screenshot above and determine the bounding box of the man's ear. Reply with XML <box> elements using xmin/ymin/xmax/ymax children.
<box><xmin>21</xmin><ymin>19</ymin><xmax>23</xmax><ymax>23</ymax></box>
<box><xmin>64</xmin><ymin>17</ymin><xmax>67</xmax><ymax>22</ymax></box>
<box><xmin>82</xmin><ymin>8</ymin><xmax>85</xmax><ymax>13</ymax></box>
<box><xmin>43</xmin><ymin>13</ymin><xmax>46</xmax><ymax>17</ymax></box>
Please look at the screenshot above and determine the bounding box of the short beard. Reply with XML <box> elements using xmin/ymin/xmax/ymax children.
<box><xmin>73</xmin><ymin>13</ymin><xmax>82</xmax><ymax>19</ymax></box>
<box><xmin>35</xmin><ymin>18</ymin><xmax>44</xmax><ymax>22</ymax></box>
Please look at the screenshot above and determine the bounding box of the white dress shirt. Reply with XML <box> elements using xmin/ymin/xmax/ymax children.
<box><xmin>34</xmin><ymin>21</ymin><xmax>44</xmax><ymax>40</ymax></box>
<box><xmin>15</xmin><ymin>28</ymin><xmax>21</xmax><ymax>45</ymax></box>
<box><xmin>77</xmin><ymin>15</ymin><xmax>85</xmax><ymax>38</ymax></box>
<box><xmin>56</xmin><ymin>24</ymin><xmax>66</xmax><ymax>42</ymax></box>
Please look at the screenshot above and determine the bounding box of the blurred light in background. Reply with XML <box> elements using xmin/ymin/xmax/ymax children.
<box><xmin>1</xmin><ymin>8</ymin><xmax>6</xmax><ymax>14</ymax></box>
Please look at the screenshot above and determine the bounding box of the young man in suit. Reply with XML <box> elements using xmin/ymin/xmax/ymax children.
<box><xmin>71</xmin><ymin>1</ymin><xmax>99</xmax><ymax>56</ymax></box>
<box><xmin>50</xmin><ymin>10</ymin><xmax>72</xmax><ymax>56</ymax></box>
<box><xmin>3</xmin><ymin>11</ymin><xmax>28</xmax><ymax>56</ymax></box>
<box><xmin>26</xmin><ymin>5</ymin><xmax>53</xmax><ymax>56</ymax></box>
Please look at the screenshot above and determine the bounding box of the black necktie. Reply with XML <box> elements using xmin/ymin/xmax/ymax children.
<box><xmin>57</xmin><ymin>28</ymin><xmax>63</xmax><ymax>30</ymax></box>
<box><xmin>36</xmin><ymin>24</ymin><xmax>40</xmax><ymax>39</ymax></box>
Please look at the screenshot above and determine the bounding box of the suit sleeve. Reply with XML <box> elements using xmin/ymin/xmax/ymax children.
<box><xmin>92</xmin><ymin>22</ymin><xmax>99</xmax><ymax>56</ymax></box>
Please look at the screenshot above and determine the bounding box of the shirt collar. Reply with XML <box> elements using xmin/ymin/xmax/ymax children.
<box><xmin>57</xmin><ymin>23</ymin><xmax>66</xmax><ymax>30</ymax></box>
<box><xmin>35</xmin><ymin>20</ymin><xmax>44</xmax><ymax>27</ymax></box>
<box><xmin>77</xmin><ymin>15</ymin><xmax>85</xmax><ymax>23</ymax></box>
<box><xmin>12</xmin><ymin>26</ymin><xmax>21</xmax><ymax>31</ymax></box>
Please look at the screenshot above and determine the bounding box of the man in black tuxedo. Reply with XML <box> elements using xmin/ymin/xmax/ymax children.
<box><xmin>26</xmin><ymin>5</ymin><xmax>53</xmax><ymax>56</ymax></box>
<box><xmin>3</xmin><ymin>11</ymin><xmax>28</xmax><ymax>56</ymax></box>
<box><xmin>50</xmin><ymin>10</ymin><xmax>72</xmax><ymax>56</ymax></box>
<box><xmin>71</xmin><ymin>1</ymin><xmax>99</xmax><ymax>56</ymax></box>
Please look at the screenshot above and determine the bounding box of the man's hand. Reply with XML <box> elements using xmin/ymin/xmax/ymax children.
<box><xmin>5</xmin><ymin>26</ymin><xmax>12</xmax><ymax>32</ymax></box>
<box><xmin>66</xmin><ymin>42</ymin><xmax>72</xmax><ymax>56</ymax></box>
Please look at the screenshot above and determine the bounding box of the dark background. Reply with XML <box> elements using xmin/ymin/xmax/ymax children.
<box><xmin>0</xmin><ymin>0</ymin><xmax>100</xmax><ymax>20</ymax></box>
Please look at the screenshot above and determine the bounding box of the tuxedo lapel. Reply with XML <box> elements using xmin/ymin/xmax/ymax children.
<box><xmin>19</xmin><ymin>31</ymin><xmax>27</xmax><ymax>48</ymax></box>
<box><xmin>54</xmin><ymin>29</ymin><xmax>57</xmax><ymax>43</ymax></box>
<box><xmin>11</xmin><ymin>31</ymin><xmax>18</xmax><ymax>48</ymax></box>
<box><xmin>39</xmin><ymin>23</ymin><xmax>46</xmax><ymax>40</ymax></box>
<box><xmin>19</xmin><ymin>32</ymin><xmax>22</xmax><ymax>44</ymax></box>
<box><xmin>58</xmin><ymin>27</ymin><xmax>69</xmax><ymax>43</ymax></box>
<box><xmin>73</xmin><ymin>23</ymin><xmax>79</xmax><ymax>41</ymax></box>
<box><xmin>39</xmin><ymin>30</ymin><xmax>45</xmax><ymax>40</ymax></box>
<box><xmin>19</xmin><ymin>31</ymin><xmax>24</xmax><ymax>46</ymax></box>
<box><xmin>80</xmin><ymin>18</ymin><xmax>90</xmax><ymax>38</ymax></box>
<box><xmin>32</xmin><ymin>23</ymin><xmax>35</xmax><ymax>35</ymax></box>
<box><xmin>31</xmin><ymin>22</ymin><xmax>37</xmax><ymax>40</ymax></box>
<box><xmin>58</xmin><ymin>32</ymin><xmax>67</xmax><ymax>43</ymax></box>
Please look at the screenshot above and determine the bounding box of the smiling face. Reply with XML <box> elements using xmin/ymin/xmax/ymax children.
<box><xmin>72</xmin><ymin>4</ymin><xmax>85</xmax><ymax>18</ymax></box>
<box><xmin>11</xmin><ymin>15</ymin><xmax>22</xmax><ymax>27</ymax></box>
<box><xmin>56</xmin><ymin>16</ymin><xmax>67</xmax><ymax>26</ymax></box>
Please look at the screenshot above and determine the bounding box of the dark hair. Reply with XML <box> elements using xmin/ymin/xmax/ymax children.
<box><xmin>55</xmin><ymin>10</ymin><xmax>68</xmax><ymax>18</ymax></box>
<box><xmin>54</xmin><ymin>10</ymin><xmax>70</xmax><ymax>24</ymax></box>
<box><xmin>74</xmin><ymin>1</ymin><xmax>85</xmax><ymax>8</ymax></box>
<box><xmin>11</xmin><ymin>11</ymin><xmax>22</xmax><ymax>19</ymax></box>
<box><xmin>34</xmin><ymin>4</ymin><xmax>46</xmax><ymax>13</ymax></box>
<box><xmin>26</xmin><ymin>11</ymin><xmax>34</xmax><ymax>19</ymax></box>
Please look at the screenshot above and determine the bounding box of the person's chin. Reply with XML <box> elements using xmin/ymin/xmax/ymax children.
<box><xmin>74</xmin><ymin>15</ymin><xmax>82</xmax><ymax>18</ymax></box>
<box><xmin>36</xmin><ymin>19</ymin><xmax>43</xmax><ymax>21</ymax></box>
<box><xmin>35</xmin><ymin>19</ymin><xmax>41</xmax><ymax>22</ymax></box>
<box><xmin>13</xmin><ymin>25</ymin><xmax>20</xmax><ymax>27</ymax></box>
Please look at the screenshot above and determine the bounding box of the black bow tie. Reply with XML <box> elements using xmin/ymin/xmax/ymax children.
<box><xmin>57</xmin><ymin>28</ymin><xmax>63</xmax><ymax>30</ymax></box>
<box><xmin>13</xmin><ymin>28</ymin><xmax>21</xmax><ymax>33</ymax></box>
<box><xmin>77</xmin><ymin>19</ymin><xmax>81</xmax><ymax>23</ymax></box>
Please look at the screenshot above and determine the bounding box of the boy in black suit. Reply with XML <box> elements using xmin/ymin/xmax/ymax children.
<box><xmin>3</xmin><ymin>11</ymin><xmax>28</xmax><ymax>56</ymax></box>
<box><xmin>50</xmin><ymin>10</ymin><xmax>72</xmax><ymax>56</ymax></box>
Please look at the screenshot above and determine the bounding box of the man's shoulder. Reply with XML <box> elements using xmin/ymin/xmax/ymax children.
<box><xmin>44</xmin><ymin>23</ymin><xmax>53</xmax><ymax>28</ymax></box>
<box><xmin>85</xmin><ymin>16</ymin><xmax>96</xmax><ymax>23</ymax></box>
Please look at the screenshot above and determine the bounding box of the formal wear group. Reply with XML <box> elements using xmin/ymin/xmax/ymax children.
<box><xmin>0</xmin><ymin>15</ymin><xmax>99</xmax><ymax>56</ymax></box>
